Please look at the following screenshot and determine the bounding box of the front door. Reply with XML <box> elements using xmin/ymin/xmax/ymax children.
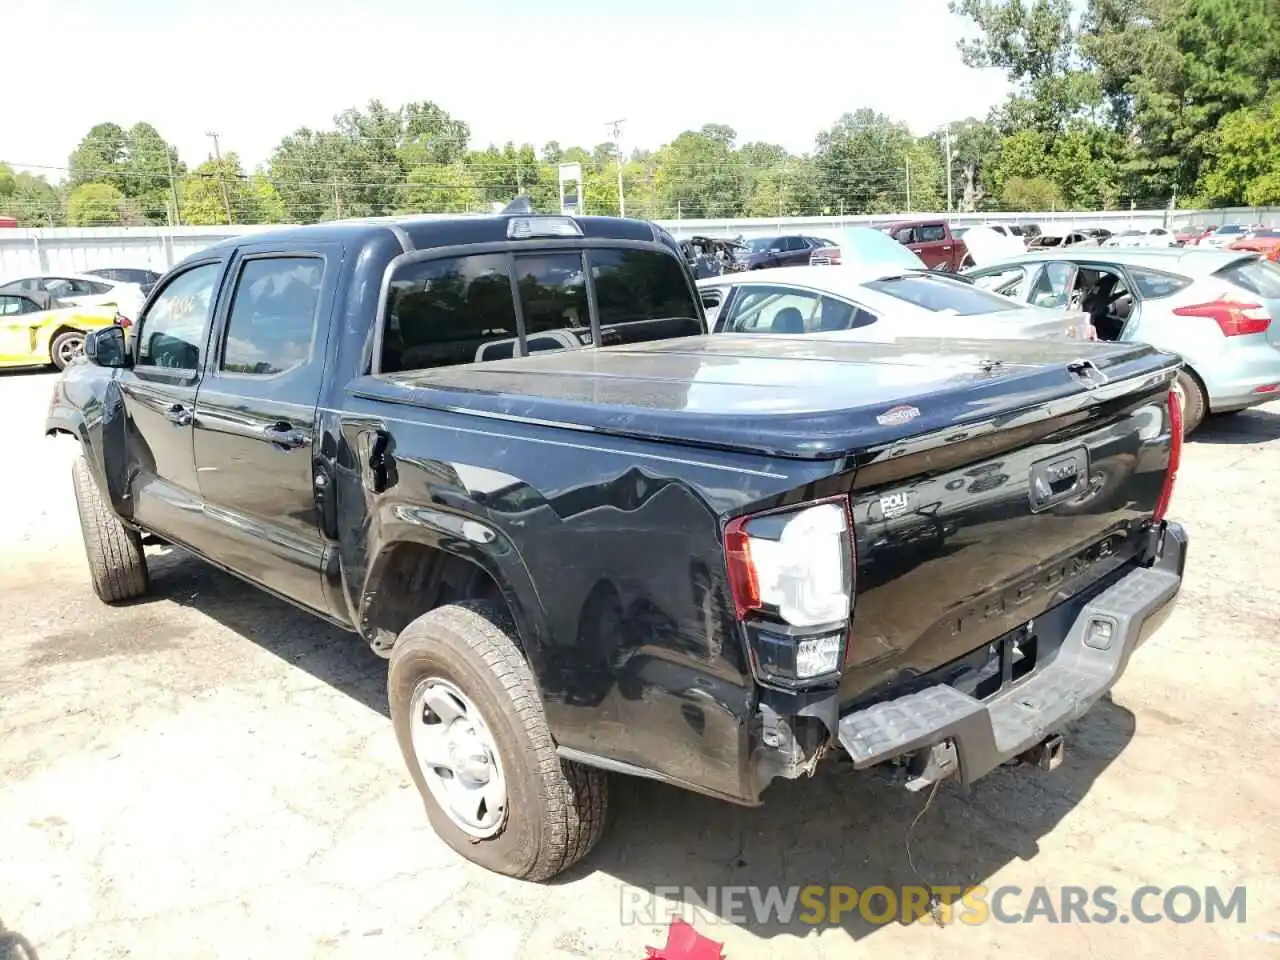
<box><xmin>913</xmin><ymin>223</ymin><xmax>951</xmax><ymax>269</ymax></box>
<box><xmin>192</xmin><ymin>245</ymin><xmax>338</xmax><ymax>615</ymax></box>
<box><xmin>117</xmin><ymin>259</ymin><xmax>227</xmax><ymax>540</ymax></box>
<box><xmin>0</xmin><ymin>294</ymin><xmax>37</xmax><ymax>362</ymax></box>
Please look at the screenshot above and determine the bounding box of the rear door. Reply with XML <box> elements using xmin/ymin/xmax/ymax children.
<box><xmin>192</xmin><ymin>243</ymin><xmax>339</xmax><ymax>614</ymax></box>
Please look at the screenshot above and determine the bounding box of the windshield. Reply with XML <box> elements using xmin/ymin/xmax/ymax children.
<box><xmin>863</xmin><ymin>274</ymin><xmax>1024</xmax><ymax>316</ymax></box>
<box><xmin>1216</xmin><ymin>225</ymin><xmax>1245</xmax><ymax>234</ymax></box>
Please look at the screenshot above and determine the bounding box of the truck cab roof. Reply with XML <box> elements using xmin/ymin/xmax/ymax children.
<box><xmin>182</xmin><ymin>213</ymin><xmax>676</xmax><ymax>269</ymax></box>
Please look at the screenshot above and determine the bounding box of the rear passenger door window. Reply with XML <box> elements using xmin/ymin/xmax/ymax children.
<box><xmin>720</xmin><ymin>286</ymin><xmax>874</xmax><ymax>334</ymax></box>
<box><xmin>220</xmin><ymin>257</ymin><xmax>324</xmax><ymax>375</ymax></box>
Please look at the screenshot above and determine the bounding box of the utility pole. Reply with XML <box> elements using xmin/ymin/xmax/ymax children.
<box><xmin>205</xmin><ymin>130</ymin><xmax>234</xmax><ymax>224</ymax></box>
<box><xmin>606</xmin><ymin>119</ymin><xmax>626</xmax><ymax>217</ymax></box>
<box><xmin>164</xmin><ymin>147</ymin><xmax>181</xmax><ymax>227</ymax></box>
<box><xmin>905</xmin><ymin>155</ymin><xmax>912</xmax><ymax>212</ymax></box>
<box><xmin>944</xmin><ymin>124</ymin><xmax>954</xmax><ymax>213</ymax></box>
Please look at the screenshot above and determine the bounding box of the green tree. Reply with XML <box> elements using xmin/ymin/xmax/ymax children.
<box><xmin>815</xmin><ymin>110</ymin><xmax>916</xmax><ymax>214</ymax></box>
<box><xmin>180</xmin><ymin>153</ymin><xmax>281</xmax><ymax>225</ymax></box>
<box><xmin>122</xmin><ymin>122</ymin><xmax>184</xmax><ymax>223</ymax></box>
<box><xmin>1196</xmin><ymin>97</ymin><xmax>1280</xmax><ymax>205</ymax></box>
<box><xmin>951</xmin><ymin>0</ymin><xmax>1099</xmax><ymax>134</ymax></box>
<box><xmin>652</xmin><ymin>125</ymin><xmax>747</xmax><ymax>218</ymax></box>
<box><xmin>1002</xmin><ymin>175</ymin><xmax>1065</xmax><ymax>210</ymax></box>
<box><xmin>397</xmin><ymin>163</ymin><xmax>479</xmax><ymax>213</ymax></box>
<box><xmin>0</xmin><ymin>167</ymin><xmax>62</xmax><ymax>225</ymax></box>
<box><xmin>68</xmin><ymin>123</ymin><xmax>128</xmax><ymax>191</ymax></box>
<box><xmin>66</xmin><ymin>183</ymin><xmax>127</xmax><ymax>225</ymax></box>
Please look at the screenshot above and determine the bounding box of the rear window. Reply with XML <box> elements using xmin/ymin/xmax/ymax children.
<box><xmin>1128</xmin><ymin>267</ymin><xmax>1192</xmax><ymax>300</ymax></box>
<box><xmin>1218</xmin><ymin>258</ymin><xmax>1280</xmax><ymax>299</ymax></box>
<box><xmin>863</xmin><ymin>275</ymin><xmax>1022</xmax><ymax>316</ymax></box>
<box><xmin>380</xmin><ymin>247</ymin><xmax>700</xmax><ymax>373</ymax></box>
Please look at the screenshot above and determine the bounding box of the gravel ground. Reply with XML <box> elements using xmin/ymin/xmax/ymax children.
<box><xmin>2</xmin><ymin>367</ymin><xmax>1278</xmax><ymax>959</ymax></box>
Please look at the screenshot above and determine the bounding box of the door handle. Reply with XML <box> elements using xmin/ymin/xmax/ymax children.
<box><xmin>262</xmin><ymin>422</ymin><xmax>311</xmax><ymax>449</ymax></box>
<box><xmin>165</xmin><ymin>404</ymin><xmax>193</xmax><ymax>426</ymax></box>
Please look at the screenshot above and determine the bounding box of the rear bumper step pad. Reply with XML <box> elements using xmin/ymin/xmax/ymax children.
<box><xmin>837</xmin><ymin>522</ymin><xmax>1187</xmax><ymax>786</ymax></box>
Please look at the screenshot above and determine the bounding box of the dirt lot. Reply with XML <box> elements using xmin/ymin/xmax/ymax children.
<box><xmin>1</xmin><ymin>367</ymin><xmax>1278</xmax><ymax>959</ymax></box>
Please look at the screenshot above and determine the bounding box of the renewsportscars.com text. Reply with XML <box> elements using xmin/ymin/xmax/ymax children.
<box><xmin>620</xmin><ymin>884</ymin><xmax>1247</xmax><ymax>927</ymax></box>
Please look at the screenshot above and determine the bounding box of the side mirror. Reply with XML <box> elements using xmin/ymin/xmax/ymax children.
<box><xmin>84</xmin><ymin>325</ymin><xmax>131</xmax><ymax>368</ymax></box>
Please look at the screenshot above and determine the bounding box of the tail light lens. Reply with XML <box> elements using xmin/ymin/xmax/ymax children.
<box><xmin>1153</xmin><ymin>385</ymin><xmax>1183</xmax><ymax>523</ymax></box>
<box><xmin>724</xmin><ymin>498</ymin><xmax>855</xmax><ymax>687</ymax></box>
<box><xmin>811</xmin><ymin>247</ymin><xmax>841</xmax><ymax>266</ymax></box>
<box><xmin>1173</xmin><ymin>300</ymin><xmax>1270</xmax><ymax>337</ymax></box>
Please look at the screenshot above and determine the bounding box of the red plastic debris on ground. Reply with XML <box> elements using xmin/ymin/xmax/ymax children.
<box><xmin>644</xmin><ymin>918</ymin><xmax>725</xmax><ymax>960</ymax></box>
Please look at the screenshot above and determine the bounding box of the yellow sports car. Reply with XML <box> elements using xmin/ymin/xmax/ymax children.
<box><xmin>0</xmin><ymin>290</ymin><xmax>123</xmax><ymax>370</ymax></box>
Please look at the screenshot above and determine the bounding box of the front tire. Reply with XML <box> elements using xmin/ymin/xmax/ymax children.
<box><xmin>389</xmin><ymin>601</ymin><xmax>608</xmax><ymax>881</ymax></box>
<box><xmin>72</xmin><ymin>456</ymin><xmax>149</xmax><ymax>603</ymax></box>
<box><xmin>50</xmin><ymin>330</ymin><xmax>85</xmax><ymax>371</ymax></box>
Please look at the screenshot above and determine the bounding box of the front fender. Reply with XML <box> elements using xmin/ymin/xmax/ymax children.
<box><xmin>45</xmin><ymin>367</ymin><xmax>133</xmax><ymax>519</ymax></box>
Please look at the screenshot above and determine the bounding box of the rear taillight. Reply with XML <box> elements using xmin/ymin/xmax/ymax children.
<box><xmin>724</xmin><ymin>497</ymin><xmax>855</xmax><ymax>687</ymax></box>
<box><xmin>1173</xmin><ymin>300</ymin><xmax>1271</xmax><ymax>336</ymax></box>
<box><xmin>1153</xmin><ymin>385</ymin><xmax>1183</xmax><ymax>523</ymax></box>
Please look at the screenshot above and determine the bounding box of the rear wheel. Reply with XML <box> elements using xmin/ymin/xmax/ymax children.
<box><xmin>50</xmin><ymin>330</ymin><xmax>85</xmax><ymax>371</ymax></box>
<box><xmin>389</xmin><ymin>601</ymin><xmax>608</xmax><ymax>881</ymax></box>
<box><xmin>72</xmin><ymin>456</ymin><xmax>149</xmax><ymax>603</ymax></box>
<box><xmin>1172</xmin><ymin>369</ymin><xmax>1207</xmax><ymax>435</ymax></box>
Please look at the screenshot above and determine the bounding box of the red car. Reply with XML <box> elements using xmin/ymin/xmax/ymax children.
<box><xmin>1228</xmin><ymin>229</ymin><xmax>1280</xmax><ymax>262</ymax></box>
<box><xmin>1175</xmin><ymin>226</ymin><xmax>1214</xmax><ymax>246</ymax></box>
<box><xmin>882</xmin><ymin>219</ymin><xmax>970</xmax><ymax>271</ymax></box>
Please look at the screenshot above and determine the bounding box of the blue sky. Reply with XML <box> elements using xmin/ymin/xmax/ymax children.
<box><xmin>3</xmin><ymin>0</ymin><xmax>1010</xmax><ymax>178</ymax></box>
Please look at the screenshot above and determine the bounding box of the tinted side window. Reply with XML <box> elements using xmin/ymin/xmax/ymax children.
<box><xmin>918</xmin><ymin>224</ymin><xmax>947</xmax><ymax>242</ymax></box>
<box><xmin>0</xmin><ymin>295</ymin><xmax>24</xmax><ymax>316</ymax></box>
<box><xmin>383</xmin><ymin>254</ymin><xmax>517</xmax><ymax>372</ymax></box>
<box><xmin>137</xmin><ymin>263</ymin><xmax>221</xmax><ymax>370</ymax></box>
<box><xmin>1128</xmin><ymin>267</ymin><xmax>1192</xmax><ymax>300</ymax></box>
<box><xmin>723</xmin><ymin>286</ymin><xmax>823</xmax><ymax>333</ymax></box>
<box><xmin>221</xmin><ymin>257</ymin><xmax>323</xmax><ymax>375</ymax></box>
<box><xmin>590</xmin><ymin>248</ymin><xmax>701</xmax><ymax>343</ymax></box>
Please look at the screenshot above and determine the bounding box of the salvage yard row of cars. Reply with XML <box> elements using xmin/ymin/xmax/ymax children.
<box><xmin>691</xmin><ymin>220</ymin><xmax>1280</xmax><ymax>434</ymax></box>
<box><xmin>44</xmin><ymin>205</ymin><xmax>1199</xmax><ymax>884</ymax></box>
<box><xmin>0</xmin><ymin>268</ymin><xmax>158</xmax><ymax>369</ymax></box>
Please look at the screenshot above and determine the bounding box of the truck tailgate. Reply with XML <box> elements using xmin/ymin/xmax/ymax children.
<box><xmin>837</xmin><ymin>376</ymin><xmax>1177</xmax><ymax>706</ymax></box>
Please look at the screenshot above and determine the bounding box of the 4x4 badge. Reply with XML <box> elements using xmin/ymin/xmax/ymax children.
<box><xmin>876</xmin><ymin>404</ymin><xmax>920</xmax><ymax>426</ymax></box>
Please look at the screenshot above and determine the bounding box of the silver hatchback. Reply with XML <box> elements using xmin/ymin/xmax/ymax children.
<box><xmin>965</xmin><ymin>248</ymin><xmax>1280</xmax><ymax>433</ymax></box>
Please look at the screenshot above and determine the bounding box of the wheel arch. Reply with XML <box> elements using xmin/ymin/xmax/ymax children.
<box><xmin>357</xmin><ymin>531</ymin><xmax>553</xmax><ymax>698</ymax></box>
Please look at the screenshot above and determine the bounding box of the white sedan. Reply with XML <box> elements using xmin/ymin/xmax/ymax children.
<box><xmin>1103</xmin><ymin>227</ymin><xmax>1178</xmax><ymax>249</ymax></box>
<box><xmin>0</xmin><ymin>272</ymin><xmax>145</xmax><ymax>320</ymax></box>
<box><xmin>698</xmin><ymin>265</ymin><xmax>1094</xmax><ymax>342</ymax></box>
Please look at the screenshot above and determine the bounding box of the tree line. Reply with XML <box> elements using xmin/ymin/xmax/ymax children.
<box><xmin>2</xmin><ymin>0</ymin><xmax>1278</xmax><ymax>228</ymax></box>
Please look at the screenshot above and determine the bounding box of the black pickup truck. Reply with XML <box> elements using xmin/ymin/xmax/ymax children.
<box><xmin>46</xmin><ymin>212</ymin><xmax>1189</xmax><ymax>882</ymax></box>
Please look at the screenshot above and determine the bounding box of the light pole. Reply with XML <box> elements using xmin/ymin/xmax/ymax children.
<box><xmin>606</xmin><ymin>119</ymin><xmax>626</xmax><ymax>217</ymax></box>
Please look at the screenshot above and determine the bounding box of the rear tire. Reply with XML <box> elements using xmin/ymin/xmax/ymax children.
<box><xmin>1174</xmin><ymin>369</ymin><xmax>1207</xmax><ymax>435</ymax></box>
<box><xmin>72</xmin><ymin>456</ymin><xmax>149</xmax><ymax>603</ymax></box>
<box><xmin>389</xmin><ymin>601</ymin><xmax>608</xmax><ymax>881</ymax></box>
<box><xmin>50</xmin><ymin>330</ymin><xmax>85</xmax><ymax>371</ymax></box>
